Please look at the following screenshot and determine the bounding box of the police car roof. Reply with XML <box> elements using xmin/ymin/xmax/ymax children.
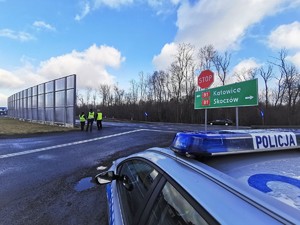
<box><xmin>204</xmin><ymin>148</ymin><xmax>300</xmax><ymax>211</ymax></box>
<box><xmin>167</xmin><ymin>129</ymin><xmax>300</xmax><ymax>210</ymax></box>
<box><xmin>170</xmin><ymin>129</ymin><xmax>300</xmax><ymax>156</ymax></box>
<box><xmin>136</xmin><ymin>146</ymin><xmax>300</xmax><ymax>224</ymax></box>
<box><xmin>124</xmin><ymin>129</ymin><xmax>299</xmax><ymax>223</ymax></box>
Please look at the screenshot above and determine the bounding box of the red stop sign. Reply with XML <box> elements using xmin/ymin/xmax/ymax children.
<box><xmin>198</xmin><ymin>70</ymin><xmax>214</xmax><ymax>89</ymax></box>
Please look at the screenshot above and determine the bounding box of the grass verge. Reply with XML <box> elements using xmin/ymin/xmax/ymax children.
<box><xmin>0</xmin><ymin>117</ymin><xmax>77</xmax><ymax>137</ymax></box>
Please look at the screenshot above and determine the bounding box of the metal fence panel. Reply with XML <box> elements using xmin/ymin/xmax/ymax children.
<box><xmin>7</xmin><ymin>74</ymin><xmax>76</xmax><ymax>127</ymax></box>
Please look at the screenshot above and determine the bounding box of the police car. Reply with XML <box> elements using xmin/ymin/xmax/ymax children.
<box><xmin>95</xmin><ymin>129</ymin><xmax>300</xmax><ymax>225</ymax></box>
<box><xmin>0</xmin><ymin>107</ymin><xmax>7</xmax><ymax>116</ymax></box>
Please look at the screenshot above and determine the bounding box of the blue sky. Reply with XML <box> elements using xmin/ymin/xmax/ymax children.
<box><xmin>1</xmin><ymin>0</ymin><xmax>300</xmax><ymax>106</ymax></box>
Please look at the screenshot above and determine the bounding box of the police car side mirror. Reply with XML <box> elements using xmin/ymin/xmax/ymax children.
<box><xmin>95</xmin><ymin>171</ymin><xmax>117</xmax><ymax>185</ymax></box>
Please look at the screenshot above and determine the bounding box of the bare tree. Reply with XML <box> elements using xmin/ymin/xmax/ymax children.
<box><xmin>149</xmin><ymin>70</ymin><xmax>169</xmax><ymax>103</ymax></box>
<box><xmin>291</xmin><ymin>79</ymin><xmax>300</xmax><ymax>112</ymax></box>
<box><xmin>113</xmin><ymin>83</ymin><xmax>125</xmax><ymax>106</ymax></box>
<box><xmin>92</xmin><ymin>89</ymin><xmax>97</xmax><ymax>108</ymax></box>
<box><xmin>77</xmin><ymin>46</ymin><xmax>300</xmax><ymax>125</ymax></box>
<box><xmin>170</xmin><ymin>62</ymin><xmax>183</xmax><ymax>102</ymax></box>
<box><xmin>129</xmin><ymin>79</ymin><xmax>138</xmax><ymax>104</ymax></box>
<box><xmin>85</xmin><ymin>87</ymin><xmax>92</xmax><ymax>107</ymax></box>
<box><xmin>271</xmin><ymin>72</ymin><xmax>286</xmax><ymax>107</ymax></box>
<box><xmin>212</xmin><ymin>51</ymin><xmax>231</xmax><ymax>85</ymax></box>
<box><xmin>108</xmin><ymin>93</ymin><xmax>114</xmax><ymax>108</ymax></box>
<box><xmin>149</xmin><ymin>71</ymin><xmax>158</xmax><ymax>102</ymax></box>
<box><xmin>259</xmin><ymin>64</ymin><xmax>273</xmax><ymax>108</ymax></box>
<box><xmin>124</xmin><ymin>92</ymin><xmax>132</xmax><ymax>105</ymax></box>
<box><xmin>271</xmin><ymin>49</ymin><xmax>300</xmax><ymax>124</ymax></box>
<box><xmin>167</xmin><ymin>43</ymin><xmax>197</xmax><ymax>122</ymax></box>
<box><xmin>98</xmin><ymin>84</ymin><xmax>111</xmax><ymax>107</ymax></box>
<box><xmin>197</xmin><ymin>45</ymin><xmax>216</xmax><ymax>71</ymax></box>
<box><xmin>138</xmin><ymin>71</ymin><xmax>148</xmax><ymax>101</ymax></box>
<box><xmin>146</xmin><ymin>75</ymin><xmax>154</xmax><ymax>102</ymax></box>
<box><xmin>187</xmin><ymin>63</ymin><xmax>197</xmax><ymax>97</ymax></box>
<box><xmin>165</xmin><ymin>72</ymin><xmax>173</xmax><ymax>101</ymax></box>
<box><xmin>234</xmin><ymin>67</ymin><xmax>257</xmax><ymax>82</ymax></box>
<box><xmin>76</xmin><ymin>91</ymin><xmax>85</xmax><ymax>107</ymax></box>
<box><xmin>175</xmin><ymin>43</ymin><xmax>195</xmax><ymax>97</ymax></box>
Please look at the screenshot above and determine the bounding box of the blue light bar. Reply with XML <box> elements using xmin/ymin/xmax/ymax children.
<box><xmin>170</xmin><ymin>129</ymin><xmax>300</xmax><ymax>156</ymax></box>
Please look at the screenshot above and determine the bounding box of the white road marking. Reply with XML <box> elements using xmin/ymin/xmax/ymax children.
<box><xmin>0</xmin><ymin>129</ymin><xmax>175</xmax><ymax>159</ymax></box>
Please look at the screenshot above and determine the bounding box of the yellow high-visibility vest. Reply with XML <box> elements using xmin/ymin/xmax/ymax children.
<box><xmin>79</xmin><ymin>114</ymin><xmax>86</xmax><ymax>122</ymax></box>
<box><xmin>88</xmin><ymin>112</ymin><xmax>95</xmax><ymax>119</ymax></box>
<box><xmin>96</xmin><ymin>112</ymin><xmax>103</xmax><ymax>120</ymax></box>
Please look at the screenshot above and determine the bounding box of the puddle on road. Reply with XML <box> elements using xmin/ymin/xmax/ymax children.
<box><xmin>74</xmin><ymin>177</ymin><xmax>95</xmax><ymax>192</ymax></box>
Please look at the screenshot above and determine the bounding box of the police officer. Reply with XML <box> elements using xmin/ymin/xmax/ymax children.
<box><xmin>86</xmin><ymin>108</ymin><xmax>95</xmax><ymax>132</ymax></box>
<box><xmin>96</xmin><ymin>109</ymin><xmax>103</xmax><ymax>130</ymax></box>
<box><xmin>79</xmin><ymin>112</ymin><xmax>86</xmax><ymax>131</ymax></box>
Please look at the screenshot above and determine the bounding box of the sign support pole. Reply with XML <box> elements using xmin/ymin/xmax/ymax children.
<box><xmin>204</xmin><ymin>109</ymin><xmax>207</xmax><ymax>132</ymax></box>
<box><xmin>197</xmin><ymin>70</ymin><xmax>214</xmax><ymax>133</ymax></box>
<box><xmin>236</xmin><ymin>107</ymin><xmax>239</xmax><ymax>129</ymax></box>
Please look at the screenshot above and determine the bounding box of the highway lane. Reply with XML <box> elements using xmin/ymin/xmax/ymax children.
<box><xmin>0</xmin><ymin>121</ymin><xmax>204</xmax><ymax>156</ymax></box>
<box><xmin>0</xmin><ymin>122</ymin><xmax>178</xmax><ymax>225</ymax></box>
<box><xmin>0</xmin><ymin>121</ymin><xmax>237</xmax><ymax>224</ymax></box>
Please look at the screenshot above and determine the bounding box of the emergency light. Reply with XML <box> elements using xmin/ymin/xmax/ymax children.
<box><xmin>170</xmin><ymin>129</ymin><xmax>300</xmax><ymax>156</ymax></box>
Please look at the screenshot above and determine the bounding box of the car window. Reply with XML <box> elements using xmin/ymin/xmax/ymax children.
<box><xmin>146</xmin><ymin>181</ymin><xmax>209</xmax><ymax>225</ymax></box>
<box><xmin>118</xmin><ymin>160</ymin><xmax>160</xmax><ymax>225</ymax></box>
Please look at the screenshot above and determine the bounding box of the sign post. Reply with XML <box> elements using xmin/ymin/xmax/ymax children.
<box><xmin>236</xmin><ymin>107</ymin><xmax>239</xmax><ymax>129</ymax></box>
<box><xmin>198</xmin><ymin>70</ymin><xmax>214</xmax><ymax>131</ymax></box>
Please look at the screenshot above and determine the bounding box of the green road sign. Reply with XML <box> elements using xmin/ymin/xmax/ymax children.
<box><xmin>194</xmin><ymin>79</ymin><xmax>258</xmax><ymax>109</ymax></box>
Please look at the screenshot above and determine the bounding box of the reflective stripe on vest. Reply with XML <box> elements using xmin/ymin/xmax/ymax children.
<box><xmin>79</xmin><ymin>115</ymin><xmax>85</xmax><ymax>122</ymax></box>
<box><xmin>96</xmin><ymin>112</ymin><xmax>102</xmax><ymax>120</ymax></box>
<box><xmin>88</xmin><ymin>112</ymin><xmax>95</xmax><ymax>119</ymax></box>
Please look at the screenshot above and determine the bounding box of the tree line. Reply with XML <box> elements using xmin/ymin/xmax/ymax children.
<box><xmin>76</xmin><ymin>44</ymin><xmax>300</xmax><ymax>126</ymax></box>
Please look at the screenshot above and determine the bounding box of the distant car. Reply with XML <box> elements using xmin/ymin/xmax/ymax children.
<box><xmin>95</xmin><ymin>129</ymin><xmax>300</xmax><ymax>225</ymax></box>
<box><xmin>209</xmin><ymin>119</ymin><xmax>233</xmax><ymax>126</ymax></box>
<box><xmin>0</xmin><ymin>107</ymin><xmax>7</xmax><ymax>116</ymax></box>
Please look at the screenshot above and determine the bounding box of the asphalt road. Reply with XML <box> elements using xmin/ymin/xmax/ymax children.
<box><xmin>0</xmin><ymin>121</ymin><xmax>218</xmax><ymax>225</ymax></box>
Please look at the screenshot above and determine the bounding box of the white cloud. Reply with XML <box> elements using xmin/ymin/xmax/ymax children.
<box><xmin>0</xmin><ymin>93</ymin><xmax>7</xmax><ymax>106</ymax></box>
<box><xmin>75</xmin><ymin>1</ymin><xmax>91</xmax><ymax>21</ymax></box>
<box><xmin>93</xmin><ymin>0</ymin><xmax>134</xmax><ymax>9</ymax></box>
<box><xmin>92</xmin><ymin>0</ymin><xmax>180</xmax><ymax>9</ymax></box>
<box><xmin>232</xmin><ymin>58</ymin><xmax>260</xmax><ymax>72</ymax></box>
<box><xmin>153</xmin><ymin>0</ymin><xmax>300</xmax><ymax>70</ymax></box>
<box><xmin>175</xmin><ymin>0</ymin><xmax>292</xmax><ymax>50</ymax></box>
<box><xmin>152</xmin><ymin>42</ymin><xmax>178</xmax><ymax>71</ymax></box>
<box><xmin>231</xmin><ymin>58</ymin><xmax>260</xmax><ymax>82</ymax></box>
<box><xmin>33</xmin><ymin>21</ymin><xmax>56</xmax><ymax>31</ymax></box>
<box><xmin>0</xmin><ymin>68</ymin><xmax>24</xmax><ymax>89</ymax></box>
<box><xmin>0</xmin><ymin>67</ymin><xmax>40</xmax><ymax>106</ymax></box>
<box><xmin>287</xmin><ymin>52</ymin><xmax>300</xmax><ymax>69</ymax></box>
<box><xmin>0</xmin><ymin>65</ymin><xmax>47</xmax><ymax>97</ymax></box>
<box><xmin>37</xmin><ymin>44</ymin><xmax>125</xmax><ymax>89</ymax></box>
<box><xmin>0</xmin><ymin>44</ymin><xmax>125</xmax><ymax>106</ymax></box>
<box><xmin>0</xmin><ymin>29</ymin><xmax>34</xmax><ymax>41</ymax></box>
<box><xmin>76</xmin><ymin>0</ymin><xmax>179</xmax><ymax>19</ymax></box>
<box><xmin>75</xmin><ymin>0</ymin><xmax>133</xmax><ymax>20</ymax></box>
<box><xmin>268</xmin><ymin>21</ymin><xmax>300</xmax><ymax>50</ymax></box>
<box><xmin>147</xmin><ymin>0</ymin><xmax>180</xmax><ymax>15</ymax></box>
